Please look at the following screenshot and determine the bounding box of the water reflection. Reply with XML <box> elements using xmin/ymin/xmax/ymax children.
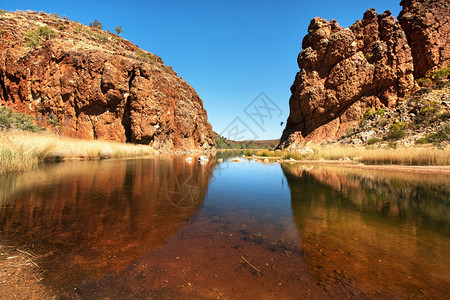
<box><xmin>1</xmin><ymin>158</ymin><xmax>449</xmax><ymax>298</ymax></box>
<box><xmin>0</xmin><ymin>156</ymin><xmax>214</xmax><ymax>291</ymax></box>
<box><xmin>282</xmin><ymin>164</ymin><xmax>450</xmax><ymax>298</ymax></box>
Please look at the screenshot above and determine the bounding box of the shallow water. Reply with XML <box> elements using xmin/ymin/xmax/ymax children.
<box><xmin>0</xmin><ymin>156</ymin><xmax>449</xmax><ymax>299</ymax></box>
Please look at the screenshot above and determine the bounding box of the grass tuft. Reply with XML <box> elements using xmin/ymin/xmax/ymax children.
<box><xmin>0</xmin><ymin>131</ymin><xmax>154</xmax><ymax>176</ymax></box>
<box><xmin>243</xmin><ymin>144</ymin><xmax>450</xmax><ymax>166</ymax></box>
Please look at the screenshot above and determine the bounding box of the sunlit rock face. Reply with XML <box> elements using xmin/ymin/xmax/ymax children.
<box><xmin>399</xmin><ymin>0</ymin><xmax>450</xmax><ymax>78</ymax></box>
<box><xmin>278</xmin><ymin>8</ymin><xmax>416</xmax><ymax>148</ymax></box>
<box><xmin>0</xmin><ymin>11</ymin><xmax>214</xmax><ymax>150</ymax></box>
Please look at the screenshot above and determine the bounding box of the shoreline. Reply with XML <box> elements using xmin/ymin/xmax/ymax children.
<box><xmin>246</xmin><ymin>156</ymin><xmax>450</xmax><ymax>174</ymax></box>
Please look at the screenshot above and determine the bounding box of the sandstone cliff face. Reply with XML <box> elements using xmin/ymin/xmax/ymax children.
<box><xmin>0</xmin><ymin>11</ymin><xmax>215</xmax><ymax>150</ymax></box>
<box><xmin>399</xmin><ymin>0</ymin><xmax>450</xmax><ymax>78</ymax></box>
<box><xmin>278</xmin><ymin>9</ymin><xmax>415</xmax><ymax>148</ymax></box>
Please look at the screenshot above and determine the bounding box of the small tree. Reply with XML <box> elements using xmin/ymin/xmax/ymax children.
<box><xmin>89</xmin><ymin>19</ymin><xmax>103</xmax><ymax>30</ymax></box>
<box><xmin>115</xmin><ymin>25</ymin><xmax>123</xmax><ymax>35</ymax></box>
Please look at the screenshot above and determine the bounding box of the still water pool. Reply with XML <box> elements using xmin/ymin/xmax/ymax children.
<box><xmin>0</xmin><ymin>155</ymin><xmax>449</xmax><ymax>299</ymax></box>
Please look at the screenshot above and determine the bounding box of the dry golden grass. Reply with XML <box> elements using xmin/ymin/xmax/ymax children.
<box><xmin>0</xmin><ymin>130</ymin><xmax>154</xmax><ymax>175</ymax></box>
<box><xmin>244</xmin><ymin>145</ymin><xmax>450</xmax><ymax>166</ymax></box>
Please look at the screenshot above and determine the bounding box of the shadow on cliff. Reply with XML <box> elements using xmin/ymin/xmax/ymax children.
<box><xmin>0</xmin><ymin>155</ymin><xmax>215</xmax><ymax>292</ymax></box>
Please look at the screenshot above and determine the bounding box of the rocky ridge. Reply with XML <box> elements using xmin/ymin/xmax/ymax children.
<box><xmin>0</xmin><ymin>11</ymin><xmax>215</xmax><ymax>150</ymax></box>
<box><xmin>278</xmin><ymin>0</ymin><xmax>449</xmax><ymax>149</ymax></box>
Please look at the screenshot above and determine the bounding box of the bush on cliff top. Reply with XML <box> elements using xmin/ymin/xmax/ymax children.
<box><xmin>89</xmin><ymin>19</ymin><xmax>103</xmax><ymax>30</ymax></box>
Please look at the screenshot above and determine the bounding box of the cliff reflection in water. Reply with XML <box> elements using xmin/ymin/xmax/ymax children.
<box><xmin>282</xmin><ymin>164</ymin><xmax>450</xmax><ymax>298</ymax></box>
<box><xmin>0</xmin><ymin>156</ymin><xmax>214</xmax><ymax>289</ymax></box>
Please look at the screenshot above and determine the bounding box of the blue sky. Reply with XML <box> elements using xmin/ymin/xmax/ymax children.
<box><xmin>2</xmin><ymin>0</ymin><xmax>402</xmax><ymax>140</ymax></box>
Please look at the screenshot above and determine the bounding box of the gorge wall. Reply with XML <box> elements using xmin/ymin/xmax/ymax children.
<box><xmin>278</xmin><ymin>0</ymin><xmax>449</xmax><ymax>149</ymax></box>
<box><xmin>0</xmin><ymin>11</ymin><xmax>215</xmax><ymax>150</ymax></box>
<box><xmin>399</xmin><ymin>0</ymin><xmax>450</xmax><ymax>78</ymax></box>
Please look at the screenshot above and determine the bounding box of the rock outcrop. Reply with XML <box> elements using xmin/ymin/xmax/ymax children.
<box><xmin>278</xmin><ymin>0</ymin><xmax>450</xmax><ymax>149</ymax></box>
<box><xmin>278</xmin><ymin>9</ymin><xmax>415</xmax><ymax>148</ymax></box>
<box><xmin>0</xmin><ymin>11</ymin><xmax>215</xmax><ymax>150</ymax></box>
<box><xmin>399</xmin><ymin>0</ymin><xmax>450</xmax><ymax>78</ymax></box>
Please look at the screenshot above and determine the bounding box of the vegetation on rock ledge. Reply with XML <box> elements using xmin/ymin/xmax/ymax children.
<box><xmin>0</xmin><ymin>107</ymin><xmax>154</xmax><ymax>176</ymax></box>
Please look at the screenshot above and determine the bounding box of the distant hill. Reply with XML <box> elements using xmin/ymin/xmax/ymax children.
<box><xmin>213</xmin><ymin>132</ymin><xmax>279</xmax><ymax>149</ymax></box>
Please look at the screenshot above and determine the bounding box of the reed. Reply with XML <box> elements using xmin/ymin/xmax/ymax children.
<box><xmin>0</xmin><ymin>130</ymin><xmax>154</xmax><ymax>175</ymax></box>
<box><xmin>246</xmin><ymin>144</ymin><xmax>450</xmax><ymax>166</ymax></box>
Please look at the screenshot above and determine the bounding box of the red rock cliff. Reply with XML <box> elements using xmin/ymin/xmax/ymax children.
<box><xmin>399</xmin><ymin>0</ymin><xmax>450</xmax><ymax>78</ymax></box>
<box><xmin>278</xmin><ymin>9</ymin><xmax>415</xmax><ymax>148</ymax></box>
<box><xmin>0</xmin><ymin>11</ymin><xmax>215</xmax><ymax>150</ymax></box>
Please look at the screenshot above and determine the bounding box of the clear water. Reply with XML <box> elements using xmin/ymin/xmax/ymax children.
<box><xmin>0</xmin><ymin>156</ymin><xmax>449</xmax><ymax>299</ymax></box>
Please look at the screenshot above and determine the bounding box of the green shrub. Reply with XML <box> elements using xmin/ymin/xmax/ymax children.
<box><xmin>88</xmin><ymin>30</ymin><xmax>108</xmax><ymax>43</ymax></box>
<box><xmin>25</xmin><ymin>30</ymin><xmax>40</xmax><ymax>47</ymax></box>
<box><xmin>417</xmin><ymin>77</ymin><xmax>432</xmax><ymax>87</ymax></box>
<box><xmin>415</xmin><ymin>137</ymin><xmax>429</xmax><ymax>144</ymax></box>
<box><xmin>36</xmin><ymin>26</ymin><xmax>56</xmax><ymax>39</ymax></box>
<box><xmin>0</xmin><ymin>9</ymin><xmax>6</xmax><ymax>15</ymax></box>
<box><xmin>25</xmin><ymin>25</ymin><xmax>56</xmax><ymax>47</ymax></box>
<box><xmin>137</xmin><ymin>50</ymin><xmax>149</xmax><ymax>62</ymax></box>
<box><xmin>414</xmin><ymin>125</ymin><xmax>450</xmax><ymax>144</ymax></box>
<box><xmin>375</xmin><ymin>108</ymin><xmax>385</xmax><ymax>116</ymax></box>
<box><xmin>396</xmin><ymin>121</ymin><xmax>409</xmax><ymax>130</ymax></box>
<box><xmin>364</xmin><ymin>107</ymin><xmax>385</xmax><ymax>119</ymax></box>
<box><xmin>89</xmin><ymin>19</ymin><xmax>103</xmax><ymax>30</ymax></box>
<box><xmin>57</xmin><ymin>24</ymin><xmax>65</xmax><ymax>31</ymax></box>
<box><xmin>0</xmin><ymin>105</ymin><xmax>45</xmax><ymax>132</ymax></box>
<box><xmin>243</xmin><ymin>149</ymin><xmax>254</xmax><ymax>156</ymax></box>
<box><xmin>111</xmin><ymin>35</ymin><xmax>122</xmax><ymax>43</ymax></box>
<box><xmin>367</xmin><ymin>137</ymin><xmax>381</xmax><ymax>145</ymax></box>
<box><xmin>417</xmin><ymin>67</ymin><xmax>450</xmax><ymax>87</ymax></box>
<box><xmin>431</xmin><ymin>67</ymin><xmax>450</xmax><ymax>82</ymax></box>
<box><xmin>387</xmin><ymin>121</ymin><xmax>409</xmax><ymax>140</ymax></box>
<box><xmin>428</xmin><ymin>125</ymin><xmax>450</xmax><ymax>143</ymax></box>
<box><xmin>420</xmin><ymin>101</ymin><xmax>438</xmax><ymax>116</ymax></box>
<box><xmin>0</xmin><ymin>29</ymin><xmax>4</xmax><ymax>37</ymax></box>
<box><xmin>345</xmin><ymin>127</ymin><xmax>355</xmax><ymax>137</ymax></box>
<box><xmin>137</xmin><ymin>50</ymin><xmax>158</xmax><ymax>63</ymax></box>
<box><xmin>74</xmin><ymin>25</ymin><xmax>83</xmax><ymax>33</ymax></box>
<box><xmin>115</xmin><ymin>25</ymin><xmax>123</xmax><ymax>35</ymax></box>
<box><xmin>364</xmin><ymin>52</ymin><xmax>373</xmax><ymax>60</ymax></box>
<box><xmin>420</xmin><ymin>106</ymin><xmax>436</xmax><ymax>116</ymax></box>
<box><xmin>162</xmin><ymin>65</ymin><xmax>172</xmax><ymax>72</ymax></box>
<box><xmin>363</xmin><ymin>107</ymin><xmax>373</xmax><ymax>119</ymax></box>
<box><xmin>50</xmin><ymin>13</ymin><xmax>60</xmax><ymax>19</ymax></box>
